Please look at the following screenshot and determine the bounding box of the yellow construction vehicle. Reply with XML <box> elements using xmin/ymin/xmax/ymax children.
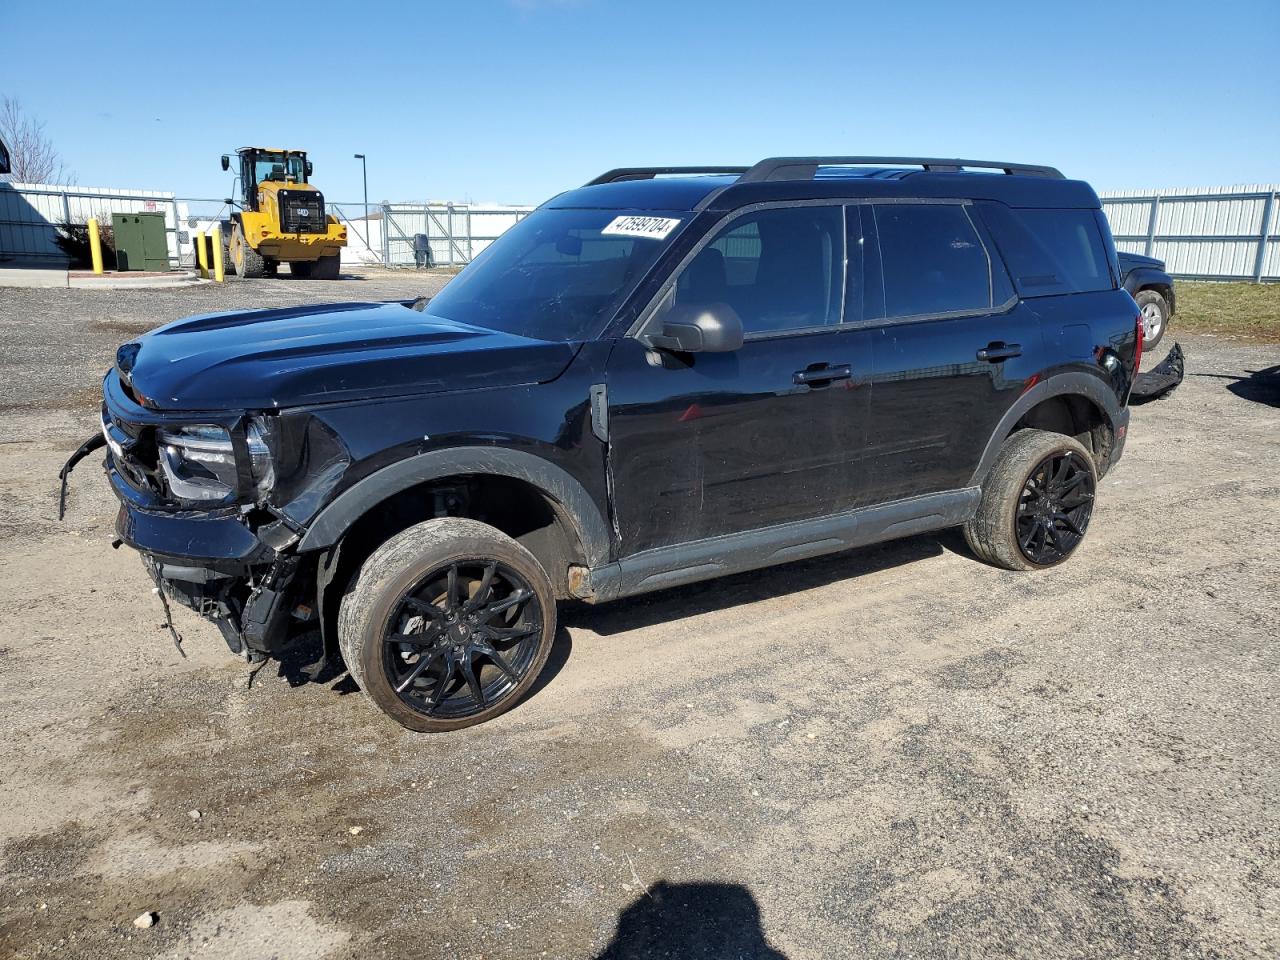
<box><xmin>220</xmin><ymin>147</ymin><xmax>347</xmax><ymax>279</ymax></box>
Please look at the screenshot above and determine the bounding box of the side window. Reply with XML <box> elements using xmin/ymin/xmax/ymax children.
<box><xmin>873</xmin><ymin>204</ymin><xmax>992</xmax><ymax>319</ymax></box>
<box><xmin>978</xmin><ymin>205</ymin><xmax>1114</xmax><ymax>296</ymax></box>
<box><xmin>670</xmin><ymin>205</ymin><xmax>844</xmax><ymax>336</ymax></box>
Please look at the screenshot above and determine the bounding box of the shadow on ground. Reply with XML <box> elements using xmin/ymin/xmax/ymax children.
<box><xmin>1193</xmin><ymin>364</ymin><xmax>1280</xmax><ymax>407</ymax></box>
<box><xmin>595</xmin><ymin>881</ymin><xmax>788</xmax><ymax>959</ymax></box>
<box><xmin>268</xmin><ymin>623</ymin><xmax>576</xmax><ymax>708</ymax></box>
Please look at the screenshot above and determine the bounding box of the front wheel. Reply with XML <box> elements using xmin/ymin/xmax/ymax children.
<box><xmin>338</xmin><ymin>518</ymin><xmax>557</xmax><ymax>732</ymax></box>
<box><xmin>231</xmin><ymin>226</ymin><xmax>265</xmax><ymax>279</ymax></box>
<box><xmin>1134</xmin><ymin>289</ymin><xmax>1170</xmax><ymax>351</ymax></box>
<box><xmin>963</xmin><ymin>429</ymin><xmax>1098</xmax><ymax>571</ymax></box>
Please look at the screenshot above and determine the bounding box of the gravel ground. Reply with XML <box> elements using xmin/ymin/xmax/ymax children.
<box><xmin>0</xmin><ymin>273</ymin><xmax>1277</xmax><ymax>959</ymax></box>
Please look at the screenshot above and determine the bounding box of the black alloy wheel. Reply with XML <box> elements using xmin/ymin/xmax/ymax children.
<box><xmin>382</xmin><ymin>559</ymin><xmax>544</xmax><ymax>720</ymax></box>
<box><xmin>1015</xmin><ymin>450</ymin><xmax>1096</xmax><ymax>565</ymax></box>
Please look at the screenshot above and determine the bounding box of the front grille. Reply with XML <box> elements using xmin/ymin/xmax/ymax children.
<box><xmin>278</xmin><ymin>190</ymin><xmax>327</xmax><ymax>234</ymax></box>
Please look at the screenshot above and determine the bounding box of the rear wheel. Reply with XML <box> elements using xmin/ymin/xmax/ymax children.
<box><xmin>310</xmin><ymin>253</ymin><xmax>341</xmax><ymax>280</ymax></box>
<box><xmin>338</xmin><ymin>518</ymin><xmax>557</xmax><ymax>732</ymax></box>
<box><xmin>963</xmin><ymin>429</ymin><xmax>1098</xmax><ymax>571</ymax></box>
<box><xmin>1135</xmin><ymin>289</ymin><xmax>1169</xmax><ymax>351</ymax></box>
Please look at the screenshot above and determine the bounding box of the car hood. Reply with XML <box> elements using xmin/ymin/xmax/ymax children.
<box><xmin>1118</xmin><ymin>251</ymin><xmax>1166</xmax><ymax>272</ymax></box>
<box><xmin>117</xmin><ymin>300</ymin><xmax>581</xmax><ymax>411</ymax></box>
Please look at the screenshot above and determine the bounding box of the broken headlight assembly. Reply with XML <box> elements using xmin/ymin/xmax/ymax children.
<box><xmin>157</xmin><ymin>420</ymin><xmax>274</xmax><ymax>502</ymax></box>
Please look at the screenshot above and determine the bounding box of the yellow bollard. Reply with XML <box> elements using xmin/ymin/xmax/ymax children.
<box><xmin>195</xmin><ymin>230</ymin><xmax>209</xmax><ymax>279</ymax></box>
<box><xmin>210</xmin><ymin>226</ymin><xmax>225</xmax><ymax>283</ymax></box>
<box><xmin>87</xmin><ymin>217</ymin><xmax>104</xmax><ymax>275</ymax></box>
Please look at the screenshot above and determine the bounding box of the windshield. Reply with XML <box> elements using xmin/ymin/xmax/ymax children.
<box><xmin>423</xmin><ymin>208</ymin><xmax>686</xmax><ymax>342</ymax></box>
<box><xmin>251</xmin><ymin>153</ymin><xmax>306</xmax><ymax>184</ymax></box>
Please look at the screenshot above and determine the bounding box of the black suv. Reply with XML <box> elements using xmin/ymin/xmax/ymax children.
<box><xmin>1117</xmin><ymin>251</ymin><xmax>1175</xmax><ymax>349</ymax></box>
<box><xmin>73</xmin><ymin>156</ymin><xmax>1143</xmax><ymax>731</ymax></box>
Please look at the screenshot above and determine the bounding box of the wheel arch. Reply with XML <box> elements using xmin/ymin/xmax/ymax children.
<box><xmin>1126</xmin><ymin>269</ymin><xmax>1175</xmax><ymax>312</ymax></box>
<box><xmin>970</xmin><ymin>375</ymin><xmax>1122</xmax><ymax>485</ymax></box>
<box><xmin>298</xmin><ymin>447</ymin><xmax>612</xmax><ymax>573</ymax></box>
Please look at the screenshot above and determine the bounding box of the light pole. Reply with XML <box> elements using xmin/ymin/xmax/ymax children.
<box><xmin>353</xmin><ymin>153</ymin><xmax>369</xmax><ymax>253</ymax></box>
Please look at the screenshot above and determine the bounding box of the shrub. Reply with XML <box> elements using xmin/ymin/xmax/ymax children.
<box><xmin>54</xmin><ymin>218</ymin><xmax>118</xmax><ymax>270</ymax></box>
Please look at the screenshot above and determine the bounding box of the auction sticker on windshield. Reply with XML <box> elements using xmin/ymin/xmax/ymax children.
<box><xmin>601</xmin><ymin>216</ymin><xmax>682</xmax><ymax>241</ymax></box>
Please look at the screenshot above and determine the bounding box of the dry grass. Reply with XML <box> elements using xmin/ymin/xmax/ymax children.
<box><xmin>1173</xmin><ymin>281</ymin><xmax>1280</xmax><ymax>343</ymax></box>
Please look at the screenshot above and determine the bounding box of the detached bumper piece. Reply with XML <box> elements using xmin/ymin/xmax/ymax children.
<box><xmin>57</xmin><ymin>433</ymin><xmax>107</xmax><ymax>519</ymax></box>
<box><xmin>1131</xmin><ymin>343</ymin><xmax>1184</xmax><ymax>403</ymax></box>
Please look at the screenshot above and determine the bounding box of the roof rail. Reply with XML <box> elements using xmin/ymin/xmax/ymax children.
<box><xmin>738</xmin><ymin>156</ymin><xmax>1065</xmax><ymax>182</ymax></box>
<box><xmin>586</xmin><ymin>166</ymin><xmax>750</xmax><ymax>186</ymax></box>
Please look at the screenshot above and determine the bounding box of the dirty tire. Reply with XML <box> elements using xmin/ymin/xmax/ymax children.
<box><xmin>232</xmin><ymin>227</ymin><xmax>265</xmax><ymax>279</ymax></box>
<box><xmin>963</xmin><ymin>429</ymin><xmax>1098</xmax><ymax>572</ymax></box>
<box><xmin>338</xmin><ymin>518</ymin><xmax>557</xmax><ymax>732</ymax></box>
<box><xmin>1134</xmin><ymin>289</ymin><xmax>1169</xmax><ymax>351</ymax></box>
<box><xmin>310</xmin><ymin>254</ymin><xmax>341</xmax><ymax>280</ymax></box>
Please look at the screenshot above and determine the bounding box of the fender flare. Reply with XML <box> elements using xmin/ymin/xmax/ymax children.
<box><xmin>296</xmin><ymin>446</ymin><xmax>612</xmax><ymax>567</ymax></box>
<box><xmin>968</xmin><ymin>373</ymin><xmax>1125</xmax><ymax>485</ymax></box>
<box><xmin>1124</xmin><ymin>267</ymin><xmax>1175</xmax><ymax>305</ymax></box>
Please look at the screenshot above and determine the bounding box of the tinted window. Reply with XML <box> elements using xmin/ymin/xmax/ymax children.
<box><xmin>671</xmin><ymin>205</ymin><xmax>844</xmax><ymax>335</ymax></box>
<box><xmin>873</xmin><ymin>204</ymin><xmax>992</xmax><ymax>318</ymax></box>
<box><xmin>424</xmin><ymin>208</ymin><xmax>685</xmax><ymax>341</ymax></box>
<box><xmin>979</xmin><ymin>205</ymin><xmax>1113</xmax><ymax>296</ymax></box>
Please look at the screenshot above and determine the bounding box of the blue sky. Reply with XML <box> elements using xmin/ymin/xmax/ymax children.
<box><xmin>2</xmin><ymin>0</ymin><xmax>1277</xmax><ymax>203</ymax></box>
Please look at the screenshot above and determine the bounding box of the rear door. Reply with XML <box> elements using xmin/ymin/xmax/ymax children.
<box><xmin>860</xmin><ymin>201</ymin><xmax>1044</xmax><ymax>502</ymax></box>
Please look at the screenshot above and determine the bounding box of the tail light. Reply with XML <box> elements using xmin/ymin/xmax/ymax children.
<box><xmin>1133</xmin><ymin>311</ymin><xmax>1145</xmax><ymax>375</ymax></box>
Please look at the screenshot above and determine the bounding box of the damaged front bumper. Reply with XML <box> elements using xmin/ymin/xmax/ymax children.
<box><xmin>59</xmin><ymin>370</ymin><xmax>337</xmax><ymax>660</ymax></box>
<box><xmin>115</xmin><ymin>479</ymin><xmax>310</xmax><ymax>658</ymax></box>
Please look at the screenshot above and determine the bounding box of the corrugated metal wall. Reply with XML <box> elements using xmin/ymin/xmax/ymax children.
<box><xmin>1100</xmin><ymin>184</ymin><xmax>1279</xmax><ymax>282</ymax></box>
<box><xmin>0</xmin><ymin>181</ymin><xmax>181</xmax><ymax>265</ymax></box>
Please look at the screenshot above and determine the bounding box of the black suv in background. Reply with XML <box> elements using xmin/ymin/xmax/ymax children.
<box><xmin>1118</xmin><ymin>251</ymin><xmax>1176</xmax><ymax>349</ymax></box>
<box><xmin>74</xmin><ymin>156</ymin><xmax>1143</xmax><ymax>731</ymax></box>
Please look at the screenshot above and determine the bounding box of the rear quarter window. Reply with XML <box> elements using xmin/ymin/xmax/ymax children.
<box><xmin>978</xmin><ymin>205</ymin><xmax>1114</xmax><ymax>297</ymax></box>
<box><xmin>872</xmin><ymin>203</ymin><xmax>993</xmax><ymax>319</ymax></box>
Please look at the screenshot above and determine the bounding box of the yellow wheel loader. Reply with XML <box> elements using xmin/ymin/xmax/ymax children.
<box><xmin>220</xmin><ymin>147</ymin><xmax>347</xmax><ymax>279</ymax></box>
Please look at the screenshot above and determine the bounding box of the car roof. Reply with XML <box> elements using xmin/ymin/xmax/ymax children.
<box><xmin>547</xmin><ymin>161</ymin><xmax>1100</xmax><ymax>213</ymax></box>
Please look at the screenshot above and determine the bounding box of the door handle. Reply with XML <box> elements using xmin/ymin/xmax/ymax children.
<box><xmin>976</xmin><ymin>342</ymin><xmax>1022</xmax><ymax>362</ymax></box>
<box><xmin>794</xmin><ymin>363</ymin><xmax>852</xmax><ymax>386</ymax></box>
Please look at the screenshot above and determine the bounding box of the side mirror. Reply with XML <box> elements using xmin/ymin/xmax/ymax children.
<box><xmin>223</xmin><ymin>198</ymin><xmax>235</xmax><ymax>206</ymax></box>
<box><xmin>651</xmin><ymin>303</ymin><xmax>744</xmax><ymax>353</ymax></box>
<box><xmin>305</xmin><ymin>161</ymin><xmax>313</xmax><ymax>177</ymax></box>
<box><xmin>220</xmin><ymin>155</ymin><xmax>230</xmax><ymax>172</ymax></box>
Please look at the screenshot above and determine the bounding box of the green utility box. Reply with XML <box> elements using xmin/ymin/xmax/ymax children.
<box><xmin>111</xmin><ymin>212</ymin><xmax>169</xmax><ymax>271</ymax></box>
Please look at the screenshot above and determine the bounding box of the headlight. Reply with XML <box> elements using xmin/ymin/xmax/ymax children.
<box><xmin>157</xmin><ymin>419</ymin><xmax>274</xmax><ymax>502</ymax></box>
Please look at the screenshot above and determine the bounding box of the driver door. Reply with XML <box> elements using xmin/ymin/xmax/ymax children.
<box><xmin>604</xmin><ymin>203</ymin><xmax>872</xmax><ymax>556</ymax></box>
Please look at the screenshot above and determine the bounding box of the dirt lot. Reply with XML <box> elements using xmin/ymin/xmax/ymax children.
<box><xmin>0</xmin><ymin>272</ymin><xmax>1277</xmax><ymax>960</ymax></box>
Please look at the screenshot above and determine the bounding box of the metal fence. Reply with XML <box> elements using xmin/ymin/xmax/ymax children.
<box><xmin>1100</xmin><ymin>185</ymin><xmax>1279</xmax><ymax>282</ymax></box>
<box><xmin>0</xmin><ymin>180</ymin><xmax>534</xmax><ymax>272</ymax></box>
<box><xmin>380</xmin><ymin>204</ymin><xmax>532</xmax><ymax>267</ymax></box>
<box><xmin>9</xmin><ymin>179</ymin><xmax>1276</xmax><ymax>283</ymax></box>
<box><xmin>168</xmin><ymin>200</ymin><xmax>532</xmax><ymax>269</ymax></box>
